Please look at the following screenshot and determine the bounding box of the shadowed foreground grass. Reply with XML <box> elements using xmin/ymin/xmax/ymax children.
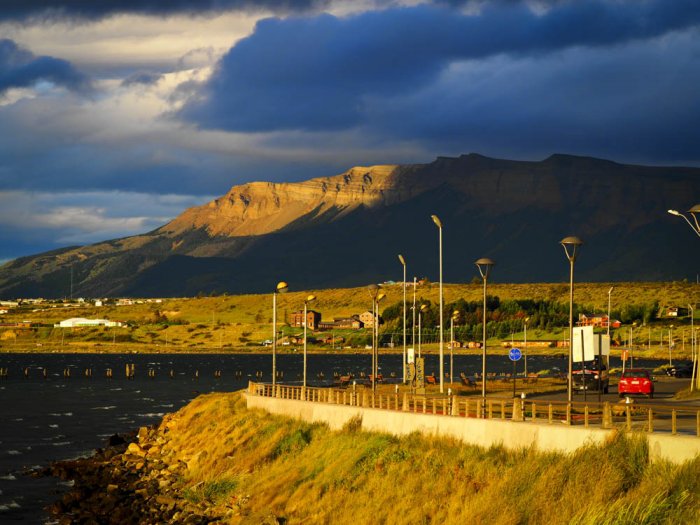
<box><xmin>163</xmin><ymin>393</ymin><xmax>699</xmax><ymax>524</ymax></box>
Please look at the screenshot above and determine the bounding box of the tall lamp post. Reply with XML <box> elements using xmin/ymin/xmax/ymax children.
<box><xmin>523</xmin><ymin>317</ymin><xmax>529</xmax><ymax>377</ymax></box>
<box><xmin>560</xmin><ymin>236</ymin><xmax>583</xmax><ymax>404</ymax></box>
<box><xmin>272</xmin><ymin>281</ymin><xmax>289</xmax><ymax>389</ymax></box>
<box><xmin>475</xmin><ymin>258</ymin><xmax>495</xmax><ymax>405</ymax></box>
<box><xmin>303</xmin><ymin>294</ymin><xmax>316</xmax><ymax>395</ymax></box>
<box><xmin>689</xmin><ymin>304</ymin><xmax>696</xmax><ymax>392</ymax></box>
<box><xmin>669</xmin><ymin>324</ymin><xmax>674</xmax><ymax>366</ymax></box>
<box><xmin>450</xmin><ymin>310</ymin><xmax>459</xmax><ymax>385</ymax></box>
<box><xmin>668</xmin><ymin>205</ymin><xmax>700</xmax><ymax>237</ymax></box>
<box><xmin>607</xmin><ymin>287</ymin><xmax>614</xmax><ymax>337</ymax></box>
<box><xmin>418</xmin><ymin>304</ymin><xmax>428</xmax><ymax>358</ymax></box>
<box><xmin>367</xmin><ymin>285</ymin><xmax>385</xmax><ymax>393</ymax></box>
<box><xmin>431</xmin><ymin>214</ymin><xmax>445</xmax><ymax>393</ymax></box>
<box><xmin>398</xmin><ymin>254</ymin><xmax>407</xmax><ymax>383</ymax></box>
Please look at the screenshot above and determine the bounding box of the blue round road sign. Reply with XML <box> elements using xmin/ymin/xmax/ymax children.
<box><xmin>509</xmin><ymin>348</ymin><xmax>522</xmax><ymax>361</ymax></box>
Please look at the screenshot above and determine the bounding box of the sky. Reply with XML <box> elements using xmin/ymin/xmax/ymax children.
<box><xmin>1</xmin><ymin>0</ymin><xmax>699</xmax><ymax>263</ymax></box>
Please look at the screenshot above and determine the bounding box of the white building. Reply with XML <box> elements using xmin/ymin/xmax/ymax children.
<box><xmin>55</xmin><ymin>317</ymin><xmax>123</xmax><ymax>328</ymax></box>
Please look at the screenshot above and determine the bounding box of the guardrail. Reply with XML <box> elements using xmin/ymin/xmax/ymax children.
<box><xmin>249</xmin><ymin>382</ymin><xmax>700</xmax><ymax>437</ymax></box>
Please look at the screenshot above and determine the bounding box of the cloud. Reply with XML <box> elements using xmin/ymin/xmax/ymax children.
<box><xmin>121</xmin><ymin>70</ymin><xmax>163</xmax><ymax>87</ymax></box>
<box><xmin>0</xmin><ymin>38</ymin><xmax>91</xmax><ymax>95</ymax></box>
<box><xmin>181</xmin><ymin>0</ymin><xmax>700</xmax><ymax>132</ymax></box>
<box><xmin>0</xmin><ymin>0</ymin><xmax>329</xmax><ymax>22</ymax></box>
<box><xmin>0</xmin><ymin>190</ymin><xmax>214</xmax><ymax>259</ymax></box>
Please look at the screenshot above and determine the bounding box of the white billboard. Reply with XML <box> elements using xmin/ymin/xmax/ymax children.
<box><xmin>573</xmin><ymin>326</ymin><xmax>595</xmax><ymax>362</ymax></box>
<box><xmin>573</xmin><ymin>327</ymin><xmax>610</xmax><ymax>361</ymax></box>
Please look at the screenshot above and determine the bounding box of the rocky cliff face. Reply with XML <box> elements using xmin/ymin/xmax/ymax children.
<box><xmin>0</xmin><ymin>153</ymin><xmax>698</xmax><ymax>297</ymax></box>
<box><xmin>161</xmin><ymin>164</ymin><xmax>426</xmax><ymax>238</ymax></box>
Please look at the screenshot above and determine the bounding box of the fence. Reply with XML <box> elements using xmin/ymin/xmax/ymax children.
<box><xmin>249</xmin><ymin>382</ymin><xmax>700</xmax><ymax>437</ymax></box>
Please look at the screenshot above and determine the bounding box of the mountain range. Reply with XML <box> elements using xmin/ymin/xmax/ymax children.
<box><xmin>1</xmin><ymin>153</ymin><xmax>698</xmax><ymax>298</ymax></box>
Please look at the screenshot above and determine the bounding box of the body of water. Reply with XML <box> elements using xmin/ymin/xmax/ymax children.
<box><xmin>0</xmin><ymin>351</ymin><xmax>667</xmax><ymax>522</ymax></box>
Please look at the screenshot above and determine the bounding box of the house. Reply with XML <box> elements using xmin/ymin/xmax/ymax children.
<box><xmin>55</xmin><ymin>318</ymin><xmax>123</xmax><ymax>328</ymax></box>
<box><xmin>289</xmin><ymin>310</ymin><xmax>322</xmax><ymax>330</ymax></box>
<box><xmin>333</xmin><ymin>316</ymin><xmax>364</xmax><ymax>329</ymax></box>
<box><xmin>666</xmin><ymin>306</ymin><xmax>689</xmax><ymax>317</ymax></box>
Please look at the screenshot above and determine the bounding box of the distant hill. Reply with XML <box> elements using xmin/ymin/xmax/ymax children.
<box><xmin>1</xmin><ymin>153</ymin><xmax>698</xmax><ymax>298</ymax></box>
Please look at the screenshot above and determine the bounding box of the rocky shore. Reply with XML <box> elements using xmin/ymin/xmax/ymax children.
<box><xmin>38</xmin><ymin>414</ymin><xmax>228</xmax><ymax>524</ymax></box>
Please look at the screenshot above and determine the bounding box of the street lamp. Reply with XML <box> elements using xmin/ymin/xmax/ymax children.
<box><xmin>560</xmin><ymin>236</ymin><xmax>583</xmax><ymax>404</ymax></box>
<box><xmin>367</xmin><ymin>285</ymin><xmax>385</xmax><ymax>393</ymax></box>
<box><xmin>689</xmin><ymin>304</ymin><xmax>696</xmax><ymax>392</ymax></box>
<box><xmin>524</xmin><ymin>317</ymin><xmax>530</xmax><ymax>377</ymax></box>
<box><xmin>450</xmin><ymin>310</ymin><xmax>459</xmax><ymax>384</ymax></box>
<box><xmin>272</xmin><ymin>281</ymin><xmax>289</xmax><ymax>390</ymax></box>
<box><xmin>669</xmin><ymin>324</ymin><xmax>674</xmax><ymax>366</ymax></box>
<box><xmin>303</xmin><ymin>294</ymin><xmax>316</xmax><ymax>394</ymax></box>
<box><xmin>398</xmin><ymin>254</ymin><xmax>407</xmax><ymax>383</ymax></box>
<box><xmin>607</xmin><ymin>287</ymin><xmax>614</xmax><ymax>337</ymax></box>
<box><xmin>431</xmin><ymin>214</ymin><xmax>445</xmax><ymax>393</ymax></box>
<box><xmin>668</xmin><ymin>205</ymin><xmax>700</xmax><ymax>238</ymax></box>
<box><xmin>418</xmin><ymin>303</ymin><xmax>428</xmax><ymax>358</ymax></box>
<box><xmin>475</xmin><ymin>257</ymin><xmax>495</xmax><ymax>404</ymax></box>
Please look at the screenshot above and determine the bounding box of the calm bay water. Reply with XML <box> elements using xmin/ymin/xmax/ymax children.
<box><xmin>0</xmin><ymin>351</ymin><xmax>662</xmax><ymax>522</ymax></box>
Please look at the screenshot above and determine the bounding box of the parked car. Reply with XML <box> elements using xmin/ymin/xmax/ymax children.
<box><xmin>572</xmin><ymin>359</ymin><xmax>609</xmax><ymax>393</ymax></box>
<box><xmin>618</xmin><ymin>369</ymin><xmax>654</xmax><ymax>398</ymax></box>
<box><xmin>665</xmin><ymin>365</ymin><xmax>693</xmax><ymax>378</ymax></box>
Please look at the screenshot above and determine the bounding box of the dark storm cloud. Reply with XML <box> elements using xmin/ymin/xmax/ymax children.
<box><xmin>0</xmin><ymin>0</ymin><xmax>328</xmax><ymax>21</ymax></box>
<box><xmin>121</xmin><ymin>71</ymin><xmax>163</xmax><ymax>87</ymax></box>
<box><xmin>0</xmin><ymin>39</ymin><xmax>91</xmax><ymax>94</ymax></box>
<box><xmin>181</xmin><ymin>0</ymin><xmax>700</xmax><ymax>132</ymax></box>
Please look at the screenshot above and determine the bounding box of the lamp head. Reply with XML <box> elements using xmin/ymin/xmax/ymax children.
<box><xmin>608</xmin><ymin>286</ymin><xmax>614</xmax><ymax>294</ymax></box>
<box><xmin>667</xmin><ymin>209</ymin><xmax>681</xmax><ymax>216</ymax></box>
<box><xmin>475</xmin><ymin>257</ymin><xmax>495</xmax><ymax>279</ymax></box>
<box><xmin>377</xmin><ymin>293</ymin><xmax>386</xmax><ymax>303</ymax></box>
<box><xmin>431</xmin><ymin>214</ymin><xmax>442</xmax><ymax>228</ymax></box>
<box><xmin>305</xmin><ymin>294</ymin><xmax>316</xmax><ymax>303</ymax></box>
<box><xmin>276</xmin><ymin>281</ymin><xmax>289</xmax><ymax>293</ymax></box>
<box><xmin>689</xmin><ymin>204</ymin><xmax>700</xmax><ymax>213</ymax></box>
<box><xmin>420</xmin><ymin>303</ymin><xmax>429</xmax><ymax>312</ymax></box>
<box><xmin>398</xmin><ymin>254</ymin><xmax>406</xmax><ymax>266</ymax></box>
<box><xmin>367</xmin><ymin>283</ymin><xmax>380</xmax><ymax>298</ymax></box>
<box><xmin>560</xmin><ymin>236</ymin><xmax>583</xmax><ymax>261</ymax></box>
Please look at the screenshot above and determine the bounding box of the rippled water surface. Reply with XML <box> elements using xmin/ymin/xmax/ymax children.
<box><xmin>0</xmin><ymin>351</ymin><xmax>663</xmax><ymax>522</ymax></box>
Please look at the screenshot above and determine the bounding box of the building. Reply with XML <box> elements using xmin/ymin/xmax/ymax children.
<box><xmin>577</xmin><ymin>313</ymin><xmax>621</xmax><ymax>329</ymax></box>
<box><xmin>55</xmin><ymin>318</ymin><xmax>123</xmax><ymax>328</ymax></box>
<box><xmin>289</xmin><ymin>310</ymin><xmax>322</xmax><ymax>330</ymax></box>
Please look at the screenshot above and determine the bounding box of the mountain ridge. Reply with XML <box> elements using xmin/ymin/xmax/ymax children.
<box><xmin>1</xmin><ymin>153</ymin><xmax>698</xmax><ymax>298</ymax></box>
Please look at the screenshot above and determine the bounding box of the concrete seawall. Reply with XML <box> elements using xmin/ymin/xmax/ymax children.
<box><xmin>245</xmin><ymin>394</ymin><xmax>700</xmax><ymax>464</ymax></box>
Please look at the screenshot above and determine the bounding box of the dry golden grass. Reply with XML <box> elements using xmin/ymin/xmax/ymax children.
<box><xmin>1</xmin><ymin>281</ymin><xmax>696</xmax><ymax>356</ymax></box>
<box><xmin>159</xmin><ymin>392</ymin><xmax>700</xmax><ymax>525</ymax></box>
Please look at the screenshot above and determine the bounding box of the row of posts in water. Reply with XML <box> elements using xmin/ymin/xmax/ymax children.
<box><xmin>0</xmin><ymin>366</ymin><xmax>250</xmax><ymax>380</ymax></box>
<box><xmin>0</xmin><ymin>368</ymin><xmax>386</xmax><ymax>380</ymax></box>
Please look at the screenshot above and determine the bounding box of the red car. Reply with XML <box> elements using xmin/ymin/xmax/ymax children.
<box><xmin>618</xmin><ymin>369</ymin><xmax>654</xmax><ymax>398</ymax></box>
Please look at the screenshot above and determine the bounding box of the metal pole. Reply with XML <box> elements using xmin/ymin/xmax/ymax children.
<box><xmin>482</xmin><ymin>273</ymin><xmax>487</xmax><ymax>401</ymax></box>
<box><xmin>438</xmin><ymin>224</ymin><xmax>444</xmax><ymax>394</ymax></box>
<box><xmin>567</xmin><ymin>256</ymin><xmax>574</xmax><ymax>404</ymax></box>
<box><xmin>403</xmin><ymin>262</ymin><xmax>407</xmax><ymax>383</ymax></box>
<box><xmin>412</xmin><ymin>277</ymin><xmax>417</xmax><ymax>349</ymax></box>
<box><xmin>524</xmin><ymin>320</ymin><xmax>528</xmax><ymax>377</ymax></box>
<box><xmin>303</xmin><ymin>301</ymin><xmax>307</xmax><ymax>391</ymax></box>
<box><xmin>372</xmin><ymin>298</ymin><xmax>377</xmax><ymax>393</ymax></box>
<box><xmin>418</xmin><ymin>311</ymin><xmax>422</xmax><ymax>359</ymax></box>
<box><xmin>272</xmin><ymin>292</ymin><xmax>277</xmax><ymax>388</ymax></box>
<box><xmin>607</xmin><ymin>287</ymin><xmax>613</xmax><ymax>337</ymax></box>
<box><xmin>450</xmin><ymin>316</ymin><xmax>454</xmax><ymax>385</ymax></box>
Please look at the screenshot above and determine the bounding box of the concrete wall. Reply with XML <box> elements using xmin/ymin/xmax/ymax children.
<box><xmin>245</xmin><ymin>394</ymin><xmax>700</xmax><ymax>464</ymax></box>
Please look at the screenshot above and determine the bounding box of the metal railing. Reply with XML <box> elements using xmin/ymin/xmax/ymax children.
<box><xmin>249</xmin><ymin>382</ymin><xmax>700</xmax><ymax>437</ymax></box>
